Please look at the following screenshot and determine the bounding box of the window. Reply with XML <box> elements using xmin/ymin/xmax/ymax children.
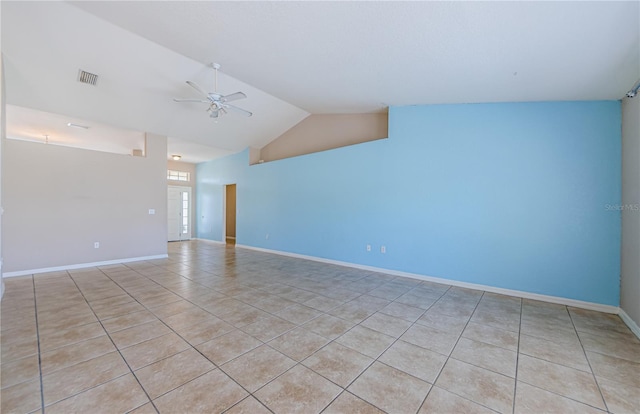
<box><xmin>167</xmin><ymin>170</ymin><xmax>190</xmax><ymax>182</ymax></box>
<box><xmin>182</xmin><ymin>191</ymin><xmax>189</xmax><ymax>234</ymax></box>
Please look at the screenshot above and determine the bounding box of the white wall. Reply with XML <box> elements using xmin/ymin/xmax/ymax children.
<box><xmin>621</xmin><ymin>95</ymin><xmax>640</xmax><ymax>328</ymax></box>
<box><xmin>2</xmin><ymin>133</ymin><xmax>168</xmax><ymax>274</ymax></box>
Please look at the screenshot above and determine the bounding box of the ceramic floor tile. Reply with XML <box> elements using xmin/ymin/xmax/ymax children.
<box><xmin>171</xmin><ymin>316</ymin><xmax>235</xmax><ymax>345</ymax></box>
<box><xmin>241</xmin><ymin>314</ymin><xmax>297</xmax><ymax>342</ymax></box>
<box><xmin>379</xmin><ymin>302</ymin><xmax>425</xmax><ymax>322</ymax></box>
<box><xmin>348</xmin><ymin>361</ymin><xmax>432</xmax><ymax>414</ymax></box>
<box><xmin>196</xmin><ymin>329</ymin><xmax>262</xmax><ymax>365</ymax></box>
<box><xmin>222</xmin><ymin>344</ymin><xmax>296</xmax><ymax>392</ymax></box>
<box><xmin>101</xmin><ymin>310</ymin><xmax>157</xmax><ymax>333</ymax></box>
<box><xmin>419</xmin><ymin>386</ymin><xmax>496</xmax><ymax>414</ymax></box>
<box><xmin>40</xmin><ymin>335</ymin><xmax>115</xmax><ymax>375</ymax></box>
<box><xmin>586</xmin><ymin>351</ymin><xmax>640</xmax><ymax>388</ymax></box>
<box><xmin>254</xmin><ymin>364</ymin><xmax>342</xmax><ymax>414</ymax></box>
<box><xmin>42</xmin><ymin>351</ymin><xmax>129</xmax><ymax>405</ymax></box>
<box><xmin>120</xmin><ymin>332</ymin><xmax>190</xmax><ymax>370</ymax></box>
<box><xmin>45</xmin><ymin>374</ymin><xmax>148</xmax><ymax>414</ymax></box>
<box><xmin>39</xmin><ymin>321</ymin><xmax>106</xmax><ymax>353</ymax></box>
<box><xmin>275</xmin><ymin>304</ymin><xmax>322</xmax><ymax>325</ymax></box>
<box><xmin>324</xmin><ymin>391</ymin><xmax>385</xmax><ymax>414</ymax></box>
<box><xmin>302</xmin><ymin>342</ymin><xmax>373</xmax><ymax>387</ymax></box>
<box><xmin>596</xmin><ymin>376</ymin><xmax>640</xmax><ymax>414</ymax></box>
<box><xmin>0</xmin><ymin>354</ymin><xmax>40</xmax><ymax>389</ymax></box>
<box><xmin>520</xmin><ymin>319</ymin><xmax>581</xmax><ymax>346</ymax></box>
<box><xmin>462</xmin><ymin>322</ymin><xmax>519</xmax><ymax>351</ymax></box>
<box><xmin>110</xmin><ymin>319</ymin><xmax>172</xmax><ymax>349</ymax></box>
<box><xmin>161</xmin><ymin>307</ymin><xmax>214</xmax><ymax>330</ymax></box>
<box><xmin>520</xmin><ymin>333</ymin><xmax>590</xmax><ymax>372</ymax></box>
<box><xmin>514</xmin><ymin>381</ymin><xmax>604</xmax><ymax>414</ymax></box>
<box><xmin>268</xmin><ymin>327</ymin><xmax>330</xmax><ymax>361</ymax></box>
<box><xmin>0</xmin><ymin>378</ymin><xmax>41</xmax><ymax>414</ymax></box>
<box><xmin>3</xmin><ymin>241</ymin><xmax>639</xmax><ymax>414</ymax></box>
<box><xmin>451</xmin><ymin>337</ymin><xmax>517</xmax><ymax>377</ymax></box>
<box><xmin>1</xmin><ymin>335</ymin><xmax>39</xmax><ymax>363</ymax></box>
<box><xmin>93</xmin><ymin>301</ymin><xmax>145</xmax><ymax>320</ymax></box>
<box><xmin>134</xmin><ymin>348</ymin><xmax>215</xmax><ymax>399</ymax></box>
<box><xmin>360</xmin><ymin>312</ymin><xmax>413</xmax><ymax>337</ymax></box>
<box><xmin>417</xmin><ymin>311</ymin><xmax>469</xmax><ymax>334</ymax></box>
<box><xmin>335</xmin><ymin>325</ymin><xmax>395</xmax><ymax>358</ymax></box>
<box><xmin>225</xmin><ymin>396</ymin><xmax>272</xmax><ymax>414</ymax></box>
<box><xmin>378</xmin><ymin>340</ymin><xmax>447</xmax><ymax>384</ymax></box>
<box><xmin>303</xmin><ymin>296</ymin><xmax>344</xmax><ymax>312</ymax></box>
<box><xmin>517</xmin><ymin>354</ymin><xmax>606</xmax><ymax>410</ymax></box>
<box><xmin>303</xmin><ymin>314</ymin><xmax>355</xmax><ymax>340</ymax></box>
<box><xmin>435</xmin><ymin>358</ymin><xmax>514</xmax><ymax>413</ymax></box>
<box><xmin>148</xmin><ymin>300</ymin><xmax>202</xmax><ymax>319</ymax></box>
<box><xmin>578</xmin><ymin>331</ymin><xmax>640</xmax><ymax>363</ymax></box>
<box><xmin>128</xmin><ymin>402</ymin><xmax>158</xmax><ymax>414</ymax></box>
<box><xmin>400</xmin><ymin>324</ymin><xmax>460</xmax><ymax>356</ymax></box>
<box><xmin>470</xmin><ymin>309</ymin><xmax>520</xmax><ymax>333</ymax></box>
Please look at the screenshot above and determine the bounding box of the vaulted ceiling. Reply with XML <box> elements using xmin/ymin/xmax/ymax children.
<box><xmin>2</xmin><ymin>1</ymin><xmax>639</xmax><ymax>163</ymax></box>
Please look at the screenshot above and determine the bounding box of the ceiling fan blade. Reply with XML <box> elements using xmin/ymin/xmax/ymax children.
<box><xmin>186</xmin><ymin>81</ymin><xmax>210</xmax><ymax>98</ymax></box>
<box><xmin>173</xmin><ymin>98</ymin><xmax>210</xmax><ymax>103</ymax></box>
<box><xmin>225</xmin><ymin>104</ymin><xmax>252</xmax><ymax>117</ymax></box>
<box><xmin>222</xmin><ymin>92</ymin><xmax>247</xmax><ymax>103</ymax></box>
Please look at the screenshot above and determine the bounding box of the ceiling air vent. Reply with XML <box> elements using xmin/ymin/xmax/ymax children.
<box><xmin>77</xmin><ymin>70</ymin><xmax>98</xmax><ymax>86</ymax></box>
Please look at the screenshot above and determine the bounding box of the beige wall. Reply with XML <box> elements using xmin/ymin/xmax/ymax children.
<box><xmin>621</xmin><ymin>95</ymin><xmax>640</xmax><ymax>329</ymax></box>
<box><xmin>258</xmin><ymin>113</ymin><xmax>388</xmax><ymax>163</ymax></box>
<box><xmin>2</xmin><ymin>133</ymin><xmax>168</xmax><ymax>273</ymax></box>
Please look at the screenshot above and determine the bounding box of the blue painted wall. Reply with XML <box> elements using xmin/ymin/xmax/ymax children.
<box><xmin>197</xmin><ymin>101</ymin><xmax>621</xmax><ymax>306</ymax></box>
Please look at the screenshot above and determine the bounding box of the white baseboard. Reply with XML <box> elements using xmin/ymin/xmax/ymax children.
<box><xmin>619</xmin><ymin>309</ymin><xmax>640</xmax><ymax>340</ymax></box>
<box><xmin>236</xmin><ymin>244</ymin><xmax>619</xmax><ymax>314</ymax></box>
<box><xmin>2</xmin><ymin>254</ymin><xmax>169</xmax><ymax>278</ymax></box>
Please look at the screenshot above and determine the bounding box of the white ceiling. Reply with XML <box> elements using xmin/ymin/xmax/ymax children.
<box><xmin>2</xmin><ymin>1</ymin><xmax>639</xmax><ymax>163</ymax></box>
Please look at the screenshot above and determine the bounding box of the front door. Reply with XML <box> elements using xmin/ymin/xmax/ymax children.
<box><xmin>168</xmin><ymin>186</ymin><xmax>191</xmax><ymax>241</ymax></box>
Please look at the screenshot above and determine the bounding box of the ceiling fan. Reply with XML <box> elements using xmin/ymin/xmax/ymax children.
<box><xmin>174</xmin><ymin>63</ymin><xmax>252</xmax><ymax>119</ymax></box>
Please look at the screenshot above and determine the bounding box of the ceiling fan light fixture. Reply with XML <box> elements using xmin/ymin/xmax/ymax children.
<box><xmin>172</xmin><ymin>155</ymin><xmax>182</xmax><ymax>161</ymax></box>
<box><xmin>174</xmin><ymin>63</ymin><xmax>252</xmax><ymax>119</ymax></box>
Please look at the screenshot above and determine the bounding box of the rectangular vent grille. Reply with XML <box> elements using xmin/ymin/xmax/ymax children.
<box><xmin>78</xmin><ymin>70</ymin><xmax>98</xmax><ymax>86</ymax></box>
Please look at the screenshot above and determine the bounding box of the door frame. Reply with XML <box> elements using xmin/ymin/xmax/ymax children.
<box><xmin>223</xmin><ymin>183</ymin><xmax>236</xmax><ymax>243</ymax></box>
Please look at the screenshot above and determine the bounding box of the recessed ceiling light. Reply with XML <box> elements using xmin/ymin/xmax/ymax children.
<box><xmin>67</xmin><ymin>123</ymin><xmax>89</xmax><ymax>129</ymax></box>
<box><xmin>172</xmin><ymin>155</ymin><xmax>182</xmax><ymax>161</ymax></box>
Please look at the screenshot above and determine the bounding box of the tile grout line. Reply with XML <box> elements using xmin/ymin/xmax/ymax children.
<box><xmin>315</xmin><ymin>285</ymin><xmax>453</xmax><ymax>413</ymax></box>
<box><xmin>31</xmin><ymin>274</ymin><xmax>47</xmax><ymax>414</ymax></box>
<box><xmin>566</xmin><ymin>307</ymin><xmax>611</xmax><ymax>413</ymax></box>
<box><xmin>65</xmin><ymin>270</ymin><xmax>161</xmax><ymax>414</ymax></box>
<box><xmin>102</xmin><ymin>259</ymin><xmax>286</xmax><ymax>410</ymax></box>
<box><xmin>415</xmin><ymin>290</ymin><xmax>490</xmax><ymax>414</ymax></box>
<box><xmin>511</xmin><ymin>296</ymin><xmax>524</xmax><ymax>414</ymax></box>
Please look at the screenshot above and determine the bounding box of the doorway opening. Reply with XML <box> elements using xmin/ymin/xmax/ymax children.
<box><xmin>225</xmin><ymin>184</ymin><xmax>237</xmax><ymax>245</ymax></box>
<box><xmin>168</xmin><ymin>186</ymin><xmax>191</xmax><ymax>241</ymax></box>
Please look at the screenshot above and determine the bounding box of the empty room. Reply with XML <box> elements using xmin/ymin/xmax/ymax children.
<box><xmin>1</xmin><ymin>1</ymin><xmax>639</xmax><ymax>414</ymax></box>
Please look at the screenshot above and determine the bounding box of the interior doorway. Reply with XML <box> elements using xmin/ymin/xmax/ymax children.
<box><xmin>168</xmin><ymin>186</ymin><xmax>191</xmax><ymax>241</ymax></box>
<box><xmin>225</xmin><ymin>184</ymin><xmax>236</xmax><ymax>245</ymax></box>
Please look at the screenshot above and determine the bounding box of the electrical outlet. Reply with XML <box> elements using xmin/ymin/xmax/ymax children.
<box><xmin>366</xmin><ymin>244</ymin><xmax>371</xmax><ymax>252</ymax></box>
<box><xmin>380</xmin><ymin>245</ymin><xmax>386</xmax><ymax>254</ymax></box>
<box><xmin>266</xmin><ymin>233</ymin><xmax>269</xmax><ymax>239</ymax></box>
<box><xmin>94</xmin><ymin>242</ymin><xmax>100</xmax><ymax>249</ymax></box>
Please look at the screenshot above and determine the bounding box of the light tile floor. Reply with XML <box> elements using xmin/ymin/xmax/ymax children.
<box><xmin>1</xmin><ymin>240</ymin><xmax>639</xmax><ymax>414</ymax></box>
